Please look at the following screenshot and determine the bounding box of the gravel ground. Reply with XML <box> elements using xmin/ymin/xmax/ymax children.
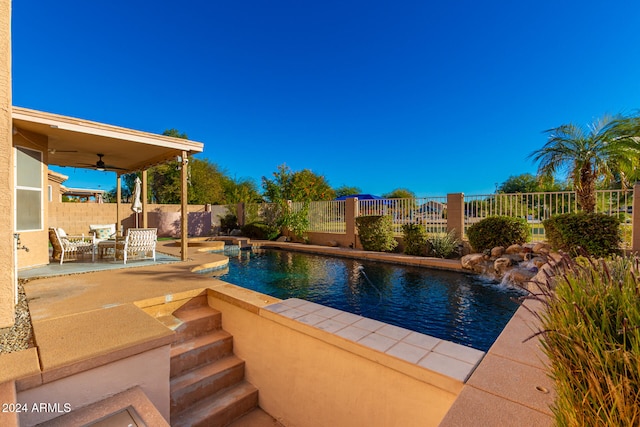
<box><xmin>0</xmin><ymin>280</ymin><xmax>34</xmax><ymax>354</ymax></box>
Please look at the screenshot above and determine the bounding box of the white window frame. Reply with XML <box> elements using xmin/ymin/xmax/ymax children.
<box><xmin>15</xmin><ymin>146</ymin><xmax>44</xmax><ymax>232</ymax></box>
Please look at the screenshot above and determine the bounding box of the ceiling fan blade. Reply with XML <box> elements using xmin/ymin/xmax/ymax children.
<box><xmin>48</xmin><ymin>148</ymin><xmax>79</xmax><ymax>154</ymax></box>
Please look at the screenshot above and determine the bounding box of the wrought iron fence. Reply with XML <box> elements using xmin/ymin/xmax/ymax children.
<box><xmin>463</xmin><ymin>190</ymin><xmax>633</xmax><ymax>247</ymax></box>
<box><xmin>240</xmin><ymin>188</ymin><xmax>633</xmax><ymax>247</ymax></box>
<box><xmin>298</xmin><ymin>200</ymin><xmax>346</xmax><ymax>233</ymax></box>
<box><xmin>358</xmin><ymin>197</ymin><xmax>448</xmax><ymax>236</ymax></box>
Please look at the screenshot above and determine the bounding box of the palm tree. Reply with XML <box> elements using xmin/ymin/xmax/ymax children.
<box><xmin>529</xmin><ymin>115</ymin><xmax>638</xmax><ymax>213</ymax></box>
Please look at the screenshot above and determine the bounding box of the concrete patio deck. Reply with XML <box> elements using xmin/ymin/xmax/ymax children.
<box><xmin>9</xmin><ymin>241</ymin><xmax>553</xmax><ymax>426</ymax></box>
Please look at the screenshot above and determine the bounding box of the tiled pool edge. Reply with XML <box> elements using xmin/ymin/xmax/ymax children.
<box><xmin>207</xmin><ymin>281</ymin><xmax>481</xmax><ymax>395</ymax></box>
<box><xmin>264</xmin><ymin>298</ymin><xmax>484</xmax><ymax>383</ymax></box>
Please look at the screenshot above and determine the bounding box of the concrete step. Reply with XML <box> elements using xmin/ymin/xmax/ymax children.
<box><xmin>171</xmin><ymin>381</ymin><xmax>259</xmax><ymax>427</ymax></box>
<box><xmin>170</xmin><ymin>329</ymin><xmax>234</xmax><ymax>378</ymax></box>
<box><xmin>170</xmin><ymin>355</ymin><xmax>246</xmax><ymax>416</ymax></box>
<box><xmin>173</xmin><ymin>293</ymin><xmax>209</xmax><ymax>314</ymax></box>
<box><xmin>172</xmin><ymin>306</ymin><xmax>222</xmax><ymax>343</ymax></box>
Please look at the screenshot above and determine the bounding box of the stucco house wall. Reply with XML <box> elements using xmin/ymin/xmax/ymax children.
<box><xmin>0</xmin><ymin>0</ymin><xmax>15</xmax><ymax>328</ymax></box>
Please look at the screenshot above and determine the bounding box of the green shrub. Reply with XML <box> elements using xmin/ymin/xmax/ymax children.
<box><xmin>218</xmin><ymin>213</ymin><xmax>238</xmax><ymax>233</ymax></box>
<box><xmin>240</xmin><ymin>222</ymin><xmax>279</xmax><ymax>240</ymax></box>
<box><xmin>543</xmin><ymin>213</ymin><xmax>620</xmax><ymax>257</ymax></box>
<box><xmin>466</xmin><ymin>216</ymin><xmax>530</xmax><ymax>252</ymax></box>
<box><xmin>402</xmin><ymin>224</ymin><xmax>429</xmax><ymax>256</ymax></box>
<box><xmin>429</xmin><ymin>230</ymin><xmax>460</xmax><ymax>259</ymax></box>
<box><xmin>356</xmin><ymin>215</ymin><xmax>398</xmax><ymax>252</ymax></box>
<box><xmin>536</xmin><ymin>255</ymin><xmax>640</xmax><ymax>425</ymax></box>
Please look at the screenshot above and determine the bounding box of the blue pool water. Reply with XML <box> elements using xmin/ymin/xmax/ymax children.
<box><xmin>218</xmin><ymin>249</ymin><xmax>525</xmax><ymax>351</ymax></box>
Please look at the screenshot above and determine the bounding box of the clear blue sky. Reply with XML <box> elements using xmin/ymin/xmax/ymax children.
<box><xmin>11</xmin><ymin>0</ymin><xmax>640</xmax><ymax>197</ymax></box>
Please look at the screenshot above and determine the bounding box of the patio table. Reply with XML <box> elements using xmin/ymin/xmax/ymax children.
<box><xmin>97</xmin><ymin>239</ymin><xmax>123</xmax><ymax>260</ymax></box>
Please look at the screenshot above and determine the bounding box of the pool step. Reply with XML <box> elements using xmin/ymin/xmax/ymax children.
<box><xmin>169</xmin><ymin>298</ymin><xmax>258</xmax><ymax>426</ymax></box>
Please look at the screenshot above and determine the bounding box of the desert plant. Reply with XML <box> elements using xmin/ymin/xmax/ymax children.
<box><xmin>279</xmin><ymin>202</ymin><xmax>310</xmax><ymax>240</ymax></box>
<box><xmin>543</xmin><ymin>212</ymin><xmax>620</xmax><ymax>257</ymax></box>
<box><xmin>402</xmin><ymin>224</ymin><xmax>429</xmax><ymax>256</ymax></box>
<box><xmin>533</xmin><ymin>255</ymin><xmax>640</xmax><ymax>425</ymax></box>
<box><xmin>356</xmin><ymin>215</ymin><xmax>398</xmax><ymax>252</ymax></box>
<box><xmin>429</xmin><ymin>230</ymin><xmax>460</xmax><ymax>259</ymax></box>
<box><xmin>466</xmin><ymin>216</ymin><xmax>530</xmax><ymax>253</ymax></box>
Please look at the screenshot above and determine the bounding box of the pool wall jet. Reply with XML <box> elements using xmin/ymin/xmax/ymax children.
<box><xmin>205</xmin><ymin>281</ymin><xmax>461</xmax><ymax>427</ymax></box>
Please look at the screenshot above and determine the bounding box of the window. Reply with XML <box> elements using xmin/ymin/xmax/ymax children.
<box><xmin>15</xmin><ymin>146</ymin><xmax>43</xmax><ymax>231</ymax></box>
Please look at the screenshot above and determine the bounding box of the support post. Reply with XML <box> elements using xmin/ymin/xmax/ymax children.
<box><xmin>446</xmin><ymin>193</ymin><xmax>465</xmax><ymax>240</ymax></box>
<box><xmin>141</xmin><ymin>169</ymin><xmax>148</xmax><ymax>228</ymax></box>
<box><xmin>180</xmin><ymin>151</ymin><xmax>188</xmax><ymax>261</ymax></box>
<box><xmin>116</xmin><ymin>174</ymin><xmax>122</xmax><ymax>236</ymax></box>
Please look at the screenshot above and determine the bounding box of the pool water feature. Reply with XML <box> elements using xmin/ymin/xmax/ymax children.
<box><xmin>217</xmin><ymin>249</ymin><xmax>525</xmax><ymax>351</ymax></box>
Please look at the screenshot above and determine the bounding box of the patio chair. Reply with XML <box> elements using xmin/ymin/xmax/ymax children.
<box><xmin>88</xmin><ymin>223</ymin><xmax>117</xmax><ymax>243</ymax></box>
<box><xmin>117</xmin><ymin>228</ymin><xmax>157</xmax><ymax>264</ymax></box>
<box><xmin>48</xmin><ymin>227</ymin><xmax>95</xmax><ymax>265</ymax></box>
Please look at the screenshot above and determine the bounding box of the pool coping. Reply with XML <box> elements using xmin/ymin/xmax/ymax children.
<box><xmin>264</xmin><ymin>298</ymin><xmax>485</xmax><ymax>383</ymax></box>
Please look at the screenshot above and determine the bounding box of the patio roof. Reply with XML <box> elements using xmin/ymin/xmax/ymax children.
<box><xmin>12</xmin><ymin>106</ymin><xmax>204</xmax><ymax>173</ymax></box>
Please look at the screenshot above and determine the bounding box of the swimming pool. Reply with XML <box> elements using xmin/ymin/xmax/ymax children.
<box><xmin>217</xmin><ymin>249</ymin><xmax>524</xmax><ymax>351</ymax></box>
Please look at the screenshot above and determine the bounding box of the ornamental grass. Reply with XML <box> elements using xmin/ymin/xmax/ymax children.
<box><xmin>530</xmin><ymin>254</ymin><xmax>640</xmax><ymax>426</ymax></box>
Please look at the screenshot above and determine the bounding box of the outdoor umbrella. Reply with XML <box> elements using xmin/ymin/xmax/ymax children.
<box><xmin>131</xmin><ymin>176</ymin><xmax>143</xmax><ymax>227</ymax></box>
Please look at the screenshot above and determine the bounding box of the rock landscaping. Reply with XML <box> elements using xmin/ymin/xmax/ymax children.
<box><xmin>460</xmin><ymin>242</ymin><xmax>555</xmax><ymax>291</ymax></box>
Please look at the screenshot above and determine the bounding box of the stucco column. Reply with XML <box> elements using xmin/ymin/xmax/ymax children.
<box><xmin>446</xmin><ymin>193</ymin><xmax>465</xmax><ymax>240</ymax></box>
<box><xmin>345</xmin><ymin>197</ymin><xmax>358</xmax><ymax>249</ymax></box>
<box><xmin>236</xmin><ymin>202</ymin><xmax>245</xmax><ymax>227</ymax></box>
<box><xmin>632</xmin><ymin>183</ymin><xmax>640</xmax><ymax>253</ymax></box>
<box><xmin>0</xmin><ymin>0</ymin><xmax>15</xmax><ymax>328</ymax></box>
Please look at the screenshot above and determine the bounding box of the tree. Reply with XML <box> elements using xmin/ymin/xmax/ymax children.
<box><xmin>262</xmin><ymin>164</ymin><xmax>335</xmax><ymax>202</ymax></box>
<box><xmin>383</xmin><ymin>188</ymin><xmax>416</xmax><ymax>199</ymax></box>
<box><xmin>529</xmin><ymin>115</ymin><xmax>637</xmax><ymax>213</ymax></box>
<box><xmin>163</xmin><ymin>128</ymin><xmax>188</xmax><ymax>139</ymax></box>
<box><xmin>498</xmin><ymin>173</ymin><xmax>568</xmax><ymax>193</ymax></box>
<box><xmin>223</xmin><ymin>177</ymin><xmax>262</xmax><ymax>203</ymax></box>
<box><xmin>334</xmin><ymin>185</ymin><xmax>362</xmax><ymax>198</ymax></box>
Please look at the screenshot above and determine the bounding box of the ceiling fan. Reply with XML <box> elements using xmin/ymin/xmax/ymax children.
<box><xmin>78</xmin><ymin>154</ymin><xmax>127</xmax><ymax>171</ymax></box>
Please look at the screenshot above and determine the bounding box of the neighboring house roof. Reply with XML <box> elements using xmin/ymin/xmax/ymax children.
<box><xmin>12</xmin><ymin>106</ymin><xmax>204</xmax><ymax>173</ymax></box>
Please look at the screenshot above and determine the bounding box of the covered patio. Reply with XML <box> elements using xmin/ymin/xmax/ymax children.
<box><xmin>12</xmin><ymin>107</ymin><xmax>204</xmax><ymax>269</ymax></box>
